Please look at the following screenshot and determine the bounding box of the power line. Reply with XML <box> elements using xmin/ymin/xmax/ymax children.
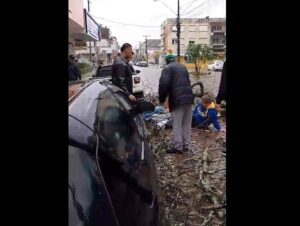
<box><xmin>159</xmin><ymin>0</ymin><xmax>177</xmax><ymax>15</ymax></box>
<box><xmin>181</xmin><ymin>0</ymin><xmax>199</xmax><ymax>14</ymax></box>
<box><xmin>92</xmin><ymin>15</ymin><xmax>160</xmax><ymax>28</ymax></box>
<box><xmin>181</xmin><ymin>0</ymin><xmax>198</xmax><ymax>8</ymax></box>
<box><xmin>181</xmin><ymin>1</ymin><xmax>208</xmax><ymax>17</ymax></box>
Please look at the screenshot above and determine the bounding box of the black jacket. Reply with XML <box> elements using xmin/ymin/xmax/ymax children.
<box><xmin>111</xmin><ymin>57</ymin><xmax>133</xmax><ymax>95</ymax></box>
<box><xmin>69</xmin><ymin>61</ymin><xmax>81</xmax><ymax>81</ymax></box>
<box><xmin>216</xmin><ymin>60</ymin><xmax>226</xmax><ymax>104</ymax></box>
<box><xmin>159</xmin><ymin>62</ymin><xmax>194</xmax><ymax>111</ymax></box>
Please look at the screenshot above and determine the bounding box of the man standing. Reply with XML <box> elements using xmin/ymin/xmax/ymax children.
<box><xmin>216</xmin><ymin>60</ymin><xmax>226</xmax><ymax>106</ymax></box>
<box><xmin>159</xmin><ymin>55</ymin><xmax>194</xmax><ymax>154</ymax></box>
<box><xmin>112</xmin><ymin>43</ymin><xmax>136</xmax><ymax>102</ymax></box>
<box><xmin>68</xmin><ymin>55</ymin><xmax>81</xmax><ymax>81</ymax></box>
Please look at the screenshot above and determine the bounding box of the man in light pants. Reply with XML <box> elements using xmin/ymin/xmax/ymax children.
<box><xmin>159</xmin><ymin>55</ymin><xmax>194</xmax><ymax>154</ymax></box>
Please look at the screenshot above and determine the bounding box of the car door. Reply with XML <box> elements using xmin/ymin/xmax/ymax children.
<box><xmin>96</xmin><ymin>89</ymin><xmax>160</xmax><ymax>226</ymax></box>
<box><xmin>69</xmin><ymin>115</ymin><xmax>119</xmax><ymax>226</ymax></box>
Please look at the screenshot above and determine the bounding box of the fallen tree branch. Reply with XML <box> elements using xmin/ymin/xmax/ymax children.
<box><xmin>202</xmin><ymin>204</ymin><xmax>226</xmax><ymax>210</ymax></box>
<box><xmin>200</xmin><ymin>210</ymin><xmax>214</xmax><ymax>226</ymax></box>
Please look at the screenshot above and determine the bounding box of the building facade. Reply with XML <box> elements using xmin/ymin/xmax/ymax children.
<box><xmin>75</xmin><ymin>26</ymin><xmax>120</xmax><ymax>65</ymax></box>
<box><xmin>140</xmin><ymin>39</ymin><xmax>161</xmax><ymax>64</ymax></box>
<box><xmin>68</xmin><ymin>0</ymin><xmax>100</xmax><ymax>57</ymax></box>
<box><xmin>160</xmin><ymin>17</ymin><xmax>226</xmax><ymax>57</ymax></box>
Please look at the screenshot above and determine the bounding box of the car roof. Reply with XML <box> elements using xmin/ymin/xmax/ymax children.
<box><xmin>69</xmin><ymin>81</ymin><xmax>107</xmax><ymax>130</ymax></box>
<box><xmin>69</xmin><ymin>80</ymin><xmax>124</xmax><ymax>131</ymax></box>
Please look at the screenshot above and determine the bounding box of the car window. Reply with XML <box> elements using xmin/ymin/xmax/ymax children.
<box><xmin>96</xmin><ymin>66</ymin><xmax>112</xmax><ymax>78</ymax></box>
<box><xmin>98</xmin><ymin>90</ymin><xmax>141</xmax><ymax>168</ymax></box>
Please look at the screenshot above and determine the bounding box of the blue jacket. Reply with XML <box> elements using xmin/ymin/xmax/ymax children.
<box><xmin>192</xmin><ymin>102</ymin><xmax>221</xmax><ymax>130</ymax></box>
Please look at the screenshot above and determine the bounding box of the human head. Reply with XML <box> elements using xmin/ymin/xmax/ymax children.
<box><xmin>165</xmin><ymin>54</ymin><xmax>176</xmax><ymax>64</ymax></box>
<box><xmin>126</xmin><ymin>51</ymin><xmax>134</xmax><ymax>62</ymax></box>
<box><xmin>201</xmin><ymin>94</ymin><xmax>214</xmax><ymax>108</ymax></box>
<box><xmin>69</xmin><ymin>54</ymin><xmax>76</xmax><ymax>63</ymax></box>
<box><xmin>121</xmin><ymin>43</ymin><xmax>133</xmax><ymax>60</ymax></box>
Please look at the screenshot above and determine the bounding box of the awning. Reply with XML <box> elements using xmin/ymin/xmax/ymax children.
<box><xmin>72</xmin><ymin>32</ymin><xmax>98</xmax><ymax>42</ymax></box>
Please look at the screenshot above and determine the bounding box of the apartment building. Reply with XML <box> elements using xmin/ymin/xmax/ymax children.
<box><xmin>160</xmin><ymin>17</ymin><xmax>226</xmax><ymax>57</ymax></box>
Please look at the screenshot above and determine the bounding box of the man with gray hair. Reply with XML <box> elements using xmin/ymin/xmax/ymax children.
<box><xmin>159</xmin><ymin>54</ymin><xmax>194</xmax><ymax>154</ymax></box>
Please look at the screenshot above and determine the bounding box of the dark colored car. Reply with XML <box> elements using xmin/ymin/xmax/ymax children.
<box><xmin>69</xmin><ymin>79</ymin><xmax>160</xmax><ymax>226</ymax></box>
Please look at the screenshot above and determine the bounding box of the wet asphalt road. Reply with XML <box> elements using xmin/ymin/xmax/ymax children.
<box><xmin>134</xmin><ymin>65</ymin><xmax>222</xmax><ymax>97</ymax></box>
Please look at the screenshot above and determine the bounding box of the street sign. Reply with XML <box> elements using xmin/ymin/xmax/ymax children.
<box><xmin>84</xmin><ymin>9</ymin><xmax>100</xmax><ymax>41</ymax></box>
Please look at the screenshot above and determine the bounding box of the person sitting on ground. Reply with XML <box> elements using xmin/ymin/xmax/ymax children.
<box><xmin>192</xmin><ymin>94</ymin><xmax>221</xmax><ymax>131</ymax></box>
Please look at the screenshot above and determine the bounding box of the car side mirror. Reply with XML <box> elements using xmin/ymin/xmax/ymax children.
<box><xmin>135</xmin><ymin>70</ymin><xmax>140</xmax><ymax>74</ymax></box>
<box><xmin>131</xmin><ymin>101</ymin><xmax>155</xmax><ymax>115</ymax></box>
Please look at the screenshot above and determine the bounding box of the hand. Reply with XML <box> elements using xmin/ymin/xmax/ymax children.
<box><xmin>129</xmin><ymin>94</ymin><xmax>137</xmax><ymax>102</ymax></box>
<box><xmin>215</xmin><ymin>104</ymin><xmax>222</xmax><ymax>112</ymax></box>
<box><xmin>164</xmin><ymin>101</ymin><xmax>169</xmax><ymax>109</ymax></box>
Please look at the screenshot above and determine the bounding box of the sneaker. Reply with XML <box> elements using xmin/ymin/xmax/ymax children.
<box><xmin>166</xmin><ymin>148</ymin><xmax>183</xmax><ymax>154</ymax></box>
<box><xmin>183</xmin><ymin>147</ymin><xmax>189</xmax><ymax>152</ymax></box>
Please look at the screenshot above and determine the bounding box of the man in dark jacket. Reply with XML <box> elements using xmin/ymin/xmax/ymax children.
<box><xmin>216</xmin><ymin>60</ymin><xmax>226</xmax><ymax>105</ymax></box>
<box><xmin>112</xmin><ymin>43</ymin><xmax>136</xmax><ymax>102</ymax></box>
<box><xmin>159</xmin><ymin>55</ymin><xmax>194</xmax><ymax>154</ymax></box>
<box><xmin>68</xmin><ymin>55</ymin><xmax>81</xmax><ymax>81</ymax></box>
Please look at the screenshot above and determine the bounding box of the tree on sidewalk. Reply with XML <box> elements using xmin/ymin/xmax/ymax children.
<box><xmin>186</xmin><ymin>44</ymin><xmax>214</xmax><ymax>77</ymax></box>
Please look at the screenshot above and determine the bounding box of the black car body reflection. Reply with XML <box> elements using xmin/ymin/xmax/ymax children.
<box><xmin>69</xmin><ymin>80</ymin><xmax>160</xmax><ymax>226</ymax></box>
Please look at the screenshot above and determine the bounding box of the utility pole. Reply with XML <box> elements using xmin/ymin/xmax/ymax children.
<box><xmin>88</xmin><ymin>0</ymin><xmax>92</xmax><ymax>63</ymax></box>
<box><xmin>177</xmin><ymin>0</ymin><xmax>180</xmax><ymax>62</ymax></box>
<box><xmin>143</xmin><ymin>35</ymin><xmax>150</xmax><ymax>63</ymax></box>
<box><xmin>139</xmin><ymin>41</ymin><xmax>142</xmax><ymax>60</ymax></box>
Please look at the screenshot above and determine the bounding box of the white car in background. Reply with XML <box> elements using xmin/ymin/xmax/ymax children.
<box><xmin>92</xmin><ymin>64</ymin><xmax>144</xmax><ymax>99</ymax></box>
<box><xmin>207</xmin><ymin>60</ymin><xmax>224</xmax><ymax>71</ymax></box>
<box><xmin>132</xmin><ymin>69</ymin><xmax>144</xmax><ymax>99</ymax></box>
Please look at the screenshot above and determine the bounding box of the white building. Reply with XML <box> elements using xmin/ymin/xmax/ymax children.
<box><xmin>161</xmin><ymin>17</ymin><xmax>226</xmax><ymax>57</ymax></box>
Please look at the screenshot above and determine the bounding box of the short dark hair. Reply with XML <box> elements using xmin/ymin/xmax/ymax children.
<box><xmin>69</xmin><ymin>55</ymin><xmax>75</xmax><ymax>60</ymax></box>
<box><xmin>201</xmin><ymin>94</ymin><xmax>214</xmax><ymax>104</ymax></box>
<box><xmin>121</xmin><ymin>43</ymin><xmax>132</xmax><ymax>52</ymax></box>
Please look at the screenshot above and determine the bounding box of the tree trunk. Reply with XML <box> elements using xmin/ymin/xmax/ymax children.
<box><xmin>195</xmin><ymin>58</ymin><xmax>199</xmax><ymax>72</ymax></box>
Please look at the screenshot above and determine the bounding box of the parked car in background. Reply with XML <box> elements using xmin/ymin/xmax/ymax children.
<box><xmin>93</xmin><ymin>64</ymin><xmax>144</xmax><ymax>99</ymax></box>
<box><xmin>69</xmin><ymin>79</ymin><xmax>160</xmax><ymax>226</ymax></box>
<box><xmin>139</xmin><ymin>61</ymin><xmax>148</xmax><ymax>67</ymax></box>
<box><xmin>207</xmin><ymin>60</ymin><xmax>224</xmax><ymax>71</ymax></box>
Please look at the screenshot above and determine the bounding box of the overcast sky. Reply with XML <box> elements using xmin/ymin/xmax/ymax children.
<box><xmin>85</xmin><ymin>0</ymin><xmax>226</xmax><ymax>49</ymax></box>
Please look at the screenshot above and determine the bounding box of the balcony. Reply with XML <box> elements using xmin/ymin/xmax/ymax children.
<box><xmin>211</xmin><ymin>30</ymin><xmax>225</xmax><ymax>35</ymax></box>
<box><xmin>212</xmin><ymin>44</ymin><xmax>226</xmax><ymax>50</ymax></box>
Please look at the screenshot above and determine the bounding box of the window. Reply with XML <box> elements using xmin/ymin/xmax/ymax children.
<box><xmin>97</xmin><ymin>90</ymin><xmax>158</xmax><ymax>223</ymax></box>
<box><xmin>189</xmin><ymin>26</ymin><xmax>196</xmax><ymax>32</ymax></box>
<box><xmin>199</xmin><ymin>26</ymin><xmax>208</xmax><ymax>32</ymax></box>
<box><xmin>172</xmin><ymin>26</ymin><xmax>177</xmax><ymax>31</ymax></box>
<box><xmin>189</xmin><ymin>41</ymin><xmax>195</xmax><ymax>44</ymax></box>
<box><xmin>98</xmin><ymin>90</ymin><xmax>137</xmax><ymax>162</ymax></box>
<box><xmin>172</xmin><ymin>38</ymin><xmax>177</xmax><ymax>45</ymax></box>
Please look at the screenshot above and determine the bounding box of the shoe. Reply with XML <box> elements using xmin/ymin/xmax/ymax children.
<box><xmin>166</xmin><ymin>148</ymin><xmax>183</xmax><ymax>154</ymax></box>
<box><xmin>183</xmin><ymin>147</ymin><xmax>189</xmax><ymax>152</ymax></box>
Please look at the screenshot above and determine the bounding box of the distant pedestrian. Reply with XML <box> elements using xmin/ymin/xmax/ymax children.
<box><xmin>96</xmin><ymin>60</ymin><xmax>104</xmax><ymax>75</ymax></box>
<box><xmin>112</xmin><ymin>43</ymin><xmax>136</xmax><ymax>102</ymax></box>
<box><xmin>69</xmin><ymin>55</ymin><xmax>81</xmax><ymax>81</ymax></box>
<box><xmin>159</xmin><ymin>54</ymin><xmax>194</xmax><ymax>154</ymax></box>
